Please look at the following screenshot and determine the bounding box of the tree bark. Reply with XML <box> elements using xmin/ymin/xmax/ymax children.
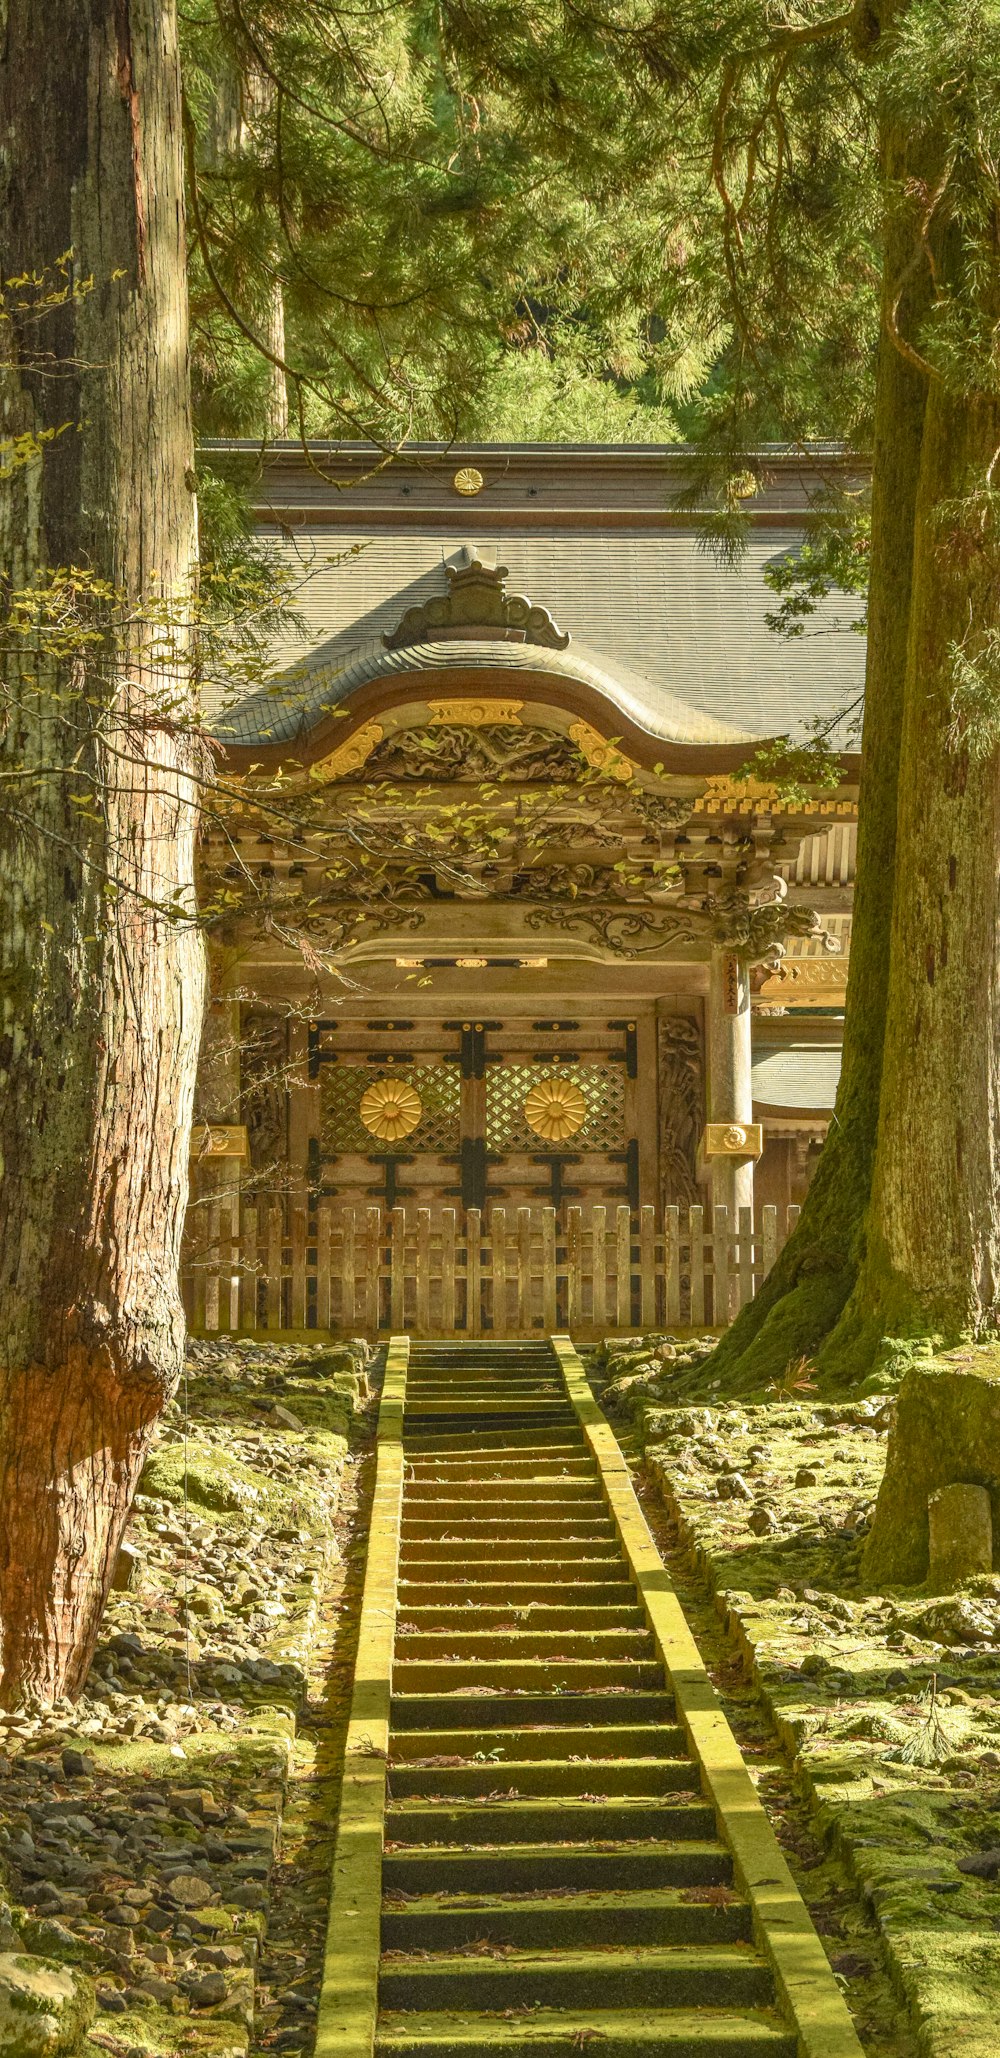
<box><xmin>828</xmin><ymin>379</ymin><xmax>1000</xmax><ymax>1367</ymax></box>
<box><xmin>0</xmin><ymin>0</ymin><xmax>203</xmax><ymax>1703</ymax></box>
<box><xmin>699</xmin><ymin>100</ymin><xmax>929</xmax><ymax>1394</ymax></box>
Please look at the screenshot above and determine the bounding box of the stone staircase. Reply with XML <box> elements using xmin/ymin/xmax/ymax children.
<box><xmin>374</xmin><ymin>1340</ymin><xmax>800</xmax><ymax>2057</ymax></box>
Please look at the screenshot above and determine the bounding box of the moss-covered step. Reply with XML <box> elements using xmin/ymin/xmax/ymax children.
<box><xmin>380</xmin><ymin>1838</ymin><xmax>736</xmax><ymax>1895</ymax></box>
<box><xmin>388</xmin><ymin>1720</ymin><xmax>687</xmax><ymax>1760</ymax></box>
<box><xmin>388</xmin><ymin>1755</ymin><xmax>698</xmax><ymax>1797</ymax></box>
<box><xmin>380</xmin><ymin>1886</ymin><xmax>753</xmax><ymax>1950</ymax></box>
<box><xmin>375</xmin><ymin>2006</ymin><xmax>798</xmax><ymax>2057</ymax></box>
<box><xmin>387</xmin><ymin>1690</ymin><xmax>677</xmax><ymax>1729</ymax></box>
<box><xmin>384</xmin><ymin>1794</ymin><xmax>718</xmax><ymax>1843</ymax></box>
<box><xmin>378</xmin><ymin>1944</ymin><xmax>774</xmax><ymax>2012</ymax></box>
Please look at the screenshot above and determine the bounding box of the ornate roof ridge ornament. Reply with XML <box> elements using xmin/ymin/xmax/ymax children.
<box><xmin>383</xmin><ymin>544</ymin><xmax>571</xmax><ymax>651</ymax></box>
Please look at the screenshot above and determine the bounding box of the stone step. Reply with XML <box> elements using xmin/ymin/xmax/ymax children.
<box><xmin>389</xmin><ymin>1693</ymin><xmax>677</xmax><ymax>1731</ymax></box>
<box><xmin>388</xmin><ymin>1757</ymin><xmax>698</xmax><ymax>1798</ymax></box>
<box><xmin>381</xmin><ymin>1838</ymin><xmax>733</xmax><ymax>1895</ymax></box>
<box><xmin>384</xmin><ymin>1796</ymin><xmax>716</xmax><ymax>1846</ymax></box>
<box><xmin>391</xmin><ymin>1658</ymin><xmax>664</xmax><ymax>1693</ymax></box>
<box><xmin>394</xmin><ymin>1629</ymin><xmax>656</xmax><ymax>1658</ymax></box>
<box><xmin>378</xmin><ymin>1945</ymin><xmax>773</xmax><ymax>2014</ymax></box>
<box><xmin>380</xmin><ymin>1886</ymin><xmax>753</xmax><ymax>1952</ymax></box>
<box><xmin>376</xmin><ymin>2008</ymin><xmax>796</xmax><ymax>2058</ymax></box>
<box><xmin>398</xmin><ymin>1605</ymin><xmax>647</xmax><ymax>1631</ymax></box>
<box><xmin>389</xmin><ymin>1722</ymin><xmax>686</xmax><ymax>1762</ymax></box>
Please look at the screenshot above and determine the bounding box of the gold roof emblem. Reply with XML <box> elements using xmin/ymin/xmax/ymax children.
<box><xmin>452</xmin><ymin>466</ymin><xmax>484</xmax><ymax>496</ymax></box>
<box><xmin>523</xmin><ymin>1075</ymin><xmax>587</xmax><ymax>1143</ymax></box>
<box><xmin>359</xmin><ymin>1077</ymin><xmax>423</xmax><ymax>1142</ymax></box>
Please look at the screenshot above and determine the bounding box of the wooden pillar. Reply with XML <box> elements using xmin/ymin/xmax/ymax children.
<box><xmin>706</xmin><ymin>948</ymin><xmax>755</xmax><ymax>1217</ymax></box>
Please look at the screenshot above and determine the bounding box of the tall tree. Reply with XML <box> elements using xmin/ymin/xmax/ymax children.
<box><xmin>0</xmin><ymin>0</ymin><xmax>203</xmax><ymax>1703</ymax></box>
<box><xmin>438</xmin><ymin>0</ymin><xmax>1000</xmax><ymax>1385</ymax></box>
<box><xmin>695</xmin><ymin>1</ymin><xmax>1000</xmax><ymax>1385</ymax></box>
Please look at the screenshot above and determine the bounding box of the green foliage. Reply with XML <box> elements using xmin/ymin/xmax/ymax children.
<box><xmin>886</xmin><ymin>0</ymin><xmax>1000</xmax><ymax>398</ymax></box>
<box><xmin>180</xmin><ymin>1</ymin><xmax>689</xmax><ymax>447</ymax></box>
<box><xmin>740</xmin><ymin>729</ymin><xmax>846</xmax><ymax>809</ymax></box>
<box><xmin>764</xmin><ymin>488</ymin><xmax>870</xmax><ymax>638</ymax></box>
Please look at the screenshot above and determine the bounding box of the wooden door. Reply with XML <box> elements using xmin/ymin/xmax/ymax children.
<box><xmin>305</xmin><ymin>1014</ymin><xmax>640</xmax><ymax>1223</ymax></box>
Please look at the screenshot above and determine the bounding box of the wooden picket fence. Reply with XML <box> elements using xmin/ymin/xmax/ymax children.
<box><xmin>182</xmin><ymin>1199</ymin><xmax>800</xmax><ymax>1341</ymax></box>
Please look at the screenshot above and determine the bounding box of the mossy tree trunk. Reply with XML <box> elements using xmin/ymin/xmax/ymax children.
<box><xmin>702</xmin><ymin>90</ymin><xmax>929</xmax><ymax>1394</ymax></box>
<box><xmin>0</xmin><ymin>0</ymin><xmax>204</xmax><ymax>1704</ymax></box>
<box><xmin>826</xmin><ymin>379</ymin><xmax>1000</xmax><ymax>1368</ymax></box>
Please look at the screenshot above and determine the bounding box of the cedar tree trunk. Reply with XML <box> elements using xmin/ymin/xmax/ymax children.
<box><xmin>828</xmin><ymin>376</ymin><xmax>1000</xmax><ymax>1368</ymax></box>
<box><xmin>0</xmin><ymin>0</ymin><xmax>204</xmax><ymax>1704</ymax></box>
<box><xmin>699</xmin><ymin>93</ymin><xmax>929</xmax><ymax>1395</ymax></box>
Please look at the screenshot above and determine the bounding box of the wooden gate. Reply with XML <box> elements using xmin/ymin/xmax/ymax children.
<box><xmin>183</xmin><ymin>1201</ymin><xmax>800</xmax><ymax>1340</ymax></box>
<box><xmin>305</xmin><ymin>1015</ymin><xmax>640</xmax><ymax>1217</ymax></box>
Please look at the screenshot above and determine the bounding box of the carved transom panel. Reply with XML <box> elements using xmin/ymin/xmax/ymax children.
<box><xmin>361</xmin><ymin>724</ymin><xmax>590</xmax><ymax>783</ymax></box>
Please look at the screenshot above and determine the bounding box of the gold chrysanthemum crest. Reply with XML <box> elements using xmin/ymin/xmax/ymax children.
<box><xmin>359</xmin><ymin>1077</ymin><xmax>423</xmax><ymax>1142</ymax></box>
<box><xmin>523</xmin><ymin>1075</ymin><xmax>587</xmax><ymax>1142</ymax></box>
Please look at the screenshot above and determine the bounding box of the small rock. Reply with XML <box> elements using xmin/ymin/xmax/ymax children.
<box><xmin>241</xmin><ymin>1658</ymin><xmax>287</xmax><ymax>1686</ymax></box>
<box><xmin>109</xmin><ymin>1633</ymin><xmax>144</xmax><ymax>1657</ymax></box>
<box><xmin>132</xmin><ymin>1976</ymin><xmax>177</xmax><ymax>2006</ymax></box>
<box><xmin>104</xmin><ymin>1905</ymin><xmax>140</xmax><ymax>1929</ymax></box>
<box><xmin>0</xmin><ymin>1952</ymin><xmax>94</xmax><ymax>2053</ymax></box>
<box><xmin>794</xmin><ymin>1467</ymin><xmax>818</xmax><ymax>1487</ymax></box>
<box><xmin>166</xmin><ymin>1874</ymin><xmax>214</xmax><ymax>1909</ymax></box>
<box><xmin>957</xmin><ymin>1847</ymin><xmax>1000</xmax><ymax>1878</ymax></box>
<box><xmin>186</xmin><ymin>1971</ymin><xmax>227</xmax><ymax>2007</ymax></box>
<box><xmin>111</xmin><ymin>1542</ymin><xmax>142</xmax><ymax>1592</ymax></box>
<box><xmin>168</xmin><ymin>1788</ymin><xmax>219</xmax><ymax>1820</ymax></box>
<box><xmin>748</xmin><ymin>1507</ymin><xmax>778</xmax><ymax>1536</ymax></box>
<box><xmin>59</xmin><ymin>1748</ymin><xmax>95</xmax><ymax>1781</ymax></box>
<box><xmin>716</xmin><ymin>1473</ymin><xmax>753</xmax><ymax>1502</ymax></box>
<box><xmin>273</xmin><ymin>1405</ymin><xmax>305</xmax><ymax>1433</ymax></box>
<box><xmin>97</xmin><ymin>1988</ymin><xmax>128</xmax><ymax>2014</ymax></box>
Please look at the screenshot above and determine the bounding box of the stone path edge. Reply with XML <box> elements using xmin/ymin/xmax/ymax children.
<box><xmin>553</xmin><ymin>1334</ymin><xmax>865</xmax><ymax>2058</ymax></box>
<box><xmin>315</xmin><ymin>1334</ymin><xmax>409</xmax><ymax>2058</ymax></box>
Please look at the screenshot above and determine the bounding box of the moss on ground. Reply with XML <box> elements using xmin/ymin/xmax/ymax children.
<box><xmin>599</xmin><ymin>1371</ymin><xmax>1000</xmax><ymax>2058</ymax></box>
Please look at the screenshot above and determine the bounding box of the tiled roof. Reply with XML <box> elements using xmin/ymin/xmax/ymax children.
<box><xmin>751</xmin><ymin>1045</ymin><xmax>842</xmax><ymax>1112</ymax></box>
<box><xmin>208</xmin><ymin>442</ymin><xmax>868</xmax><ymax>757</ymax></box>
<box><xmin>217</xmin><ymin>632</ymin><xmax>757</xmax><ymax>749</ymax></box>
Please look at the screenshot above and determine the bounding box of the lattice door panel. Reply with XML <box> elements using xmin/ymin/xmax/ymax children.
<box><xmin>320</xmin><ymin>1065</ymin><xmax>461</xmax><ymax>1158</ymax></box>
<box><xmin>485</xmin><ymin>1061</ymin><xmax>626</xmax><ymax>1154</ymax></box>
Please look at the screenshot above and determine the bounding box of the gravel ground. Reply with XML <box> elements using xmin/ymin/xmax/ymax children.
<box><xmin>0</xmin><ymin>1335</ymin><xmax>377</xmax><ymax>2058</ymax></box>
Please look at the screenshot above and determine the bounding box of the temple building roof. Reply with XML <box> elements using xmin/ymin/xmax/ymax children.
<box><xmin>209</xmin><ymin>443</ymin><xmax>868</xmax><ymax>764</ymax></box>
<box><xmin>751</xmin><ymin>1044</ymin><xmax>842</xmax><ymax>1114</ymax></box>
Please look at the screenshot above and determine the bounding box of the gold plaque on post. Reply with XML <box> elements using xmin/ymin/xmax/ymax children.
<box><xmin>359</xmin><ymin>1077</ymin><xmax>423</xmax><ymax>1142</ymax></box>
<box><xmin>190</xmin><ymin>1123</ymin><xmax>249</xmax><ymax>1160</ymax></box>
<box><xmin>523</xmin><ymin>1076</ymin><xmax>587</xmax><ymax>1143</ymax></box>
<box><xmin>702</xmin><ymin>1121</ymin><xmax>764</xmax><ymax>1159</ymax></box>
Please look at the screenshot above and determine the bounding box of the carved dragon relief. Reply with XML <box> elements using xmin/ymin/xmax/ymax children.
<box><xmin>705</xmin><ymin>887</ymin><xmax>824</xmax><ymax>965</ymax></box>
<box><xmin>360</xmin><ymin>724</ymin><xmax>591</xmax><ymax>783</ymax></box>
<box><xmin>657</xmin><ymin>1015</ymin><xmax>703</xmax><ymax>1206</ymax></box>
